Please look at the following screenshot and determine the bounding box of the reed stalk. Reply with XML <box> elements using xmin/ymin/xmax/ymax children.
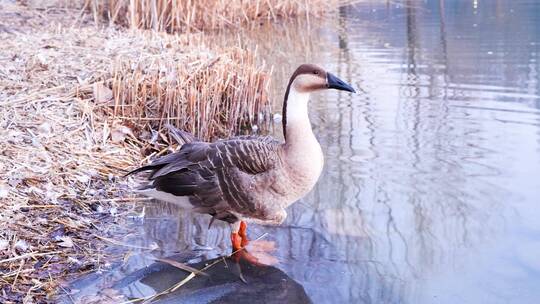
<box><xmin>85</xmin><ymin>0</ymin><xmax>337</xmax><ymax>32</ymax></box>
<box><xmin>90</xmin><ymin>46</ymin><xmax>272</xmax><ymax>143</ymax></box>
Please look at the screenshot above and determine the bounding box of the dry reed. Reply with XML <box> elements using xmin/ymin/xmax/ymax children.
<box><xmin>0</xmin><ymin>1</ymin><xmax>273</xmax><ymax>302</ymax></box>
<box><xmin>0</xmin><ymin>16</ymin><xmax>140</xmax><ymax>301</ymax></box>
<box><xmin>88</xmin><ymin>44</ymin><xmax>272</xmax><ymax>146</ymax></box>
<box><xmin>85</xmin><ymin>0</ymin><xmax>338</xmax><ymax>32</ymax></box>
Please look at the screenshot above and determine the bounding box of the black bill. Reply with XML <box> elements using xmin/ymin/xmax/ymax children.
<box><xmin>327</xmin><ymin>73</ymin><xmax>356</xmax><ymax>93</ymax></box>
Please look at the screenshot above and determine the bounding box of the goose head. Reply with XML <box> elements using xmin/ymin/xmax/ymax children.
<box><xmin>282</xmin><ymin>64</ymin><xmax>355</xmax><ymax>140</ymax></box>
<box><xmin>288</xmin><ymin>64</ymin><xmax>356</xmax><ymax>94</ymax></box>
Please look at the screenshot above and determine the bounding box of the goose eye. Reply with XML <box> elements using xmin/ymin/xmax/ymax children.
<box><xmin>313</xmin><ymin>71</ymin><xmax>319</xmax><ymax>75</ymax></box>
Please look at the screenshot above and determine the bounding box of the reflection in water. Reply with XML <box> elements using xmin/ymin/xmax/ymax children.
<box><xmin>69</xmin><ymin>1</ymin><xmax>540</xmax><ymax>303</ymax></box>
<box><xmin>72</xmin><ymin>249</ymin><xmax>311</xmax><ymax>304</ymax></box>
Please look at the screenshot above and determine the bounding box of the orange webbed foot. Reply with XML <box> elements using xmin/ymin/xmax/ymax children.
<box><xmin>230</xmin><ymin>221</ymin><xmax>278</xmax><ymax>266</ymax></box>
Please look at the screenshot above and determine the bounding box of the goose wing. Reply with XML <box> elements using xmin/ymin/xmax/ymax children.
<box><xmin>138</xmin><ymin>136</ymin><xmax>281</xmax><ymax>179</ymax></box>
<box><xmin>128</xmin><ymin>136</ymin><xmax>283</xmax><ymax>220</ymax></box>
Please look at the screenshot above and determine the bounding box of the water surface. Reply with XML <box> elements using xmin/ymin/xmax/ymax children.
<box><xmin>71</xmin><ymin>1</ymin><xmax>540</xmax><ymax>303</ymax></box>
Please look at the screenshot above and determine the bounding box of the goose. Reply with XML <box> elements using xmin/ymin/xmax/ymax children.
<box><xmin>127</xmin><ymin>64</ymin><xmax>355</xmax><ymax>255</ymax></box>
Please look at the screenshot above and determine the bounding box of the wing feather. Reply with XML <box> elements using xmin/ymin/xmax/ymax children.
<box><xmin>129</xmin><ymin>136</ymin><xmax>283</xmax><ymax>215</ymax></box>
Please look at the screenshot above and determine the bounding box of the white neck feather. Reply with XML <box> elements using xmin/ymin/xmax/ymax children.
<box><xmin>285</xmin><ymin>88</ymin><xmax>311</xmax><ymax>126</ymax></box>
<box><xmin>283</xmin><ymin>87</ymin><xmax>324</xmax><ymax>178</ymax></box>
<box><xmin>285</xmin><ymin>87</ymin><xmax>318</xmax><ymax>148</ymax></box>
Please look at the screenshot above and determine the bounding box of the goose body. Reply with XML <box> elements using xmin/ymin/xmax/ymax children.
<box><xmin>127</xmin><ymin>64</ymin><xmax>355</xmax><ymax>251</ymax></box>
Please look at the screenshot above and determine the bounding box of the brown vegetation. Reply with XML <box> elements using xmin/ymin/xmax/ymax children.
<box><xmin>0</xmin><ymin>1</ymin><xmax>271</xmax><ymax>302</ymax></box>
<box><xmin>97</xmin><ymin>45</ymin><xmax>272</xmax><ymax>144</ymax></box>
<box><xmin>85</xmin><ymin>0</ymin><xmax>336</xmax><ymax>32</ymax></box>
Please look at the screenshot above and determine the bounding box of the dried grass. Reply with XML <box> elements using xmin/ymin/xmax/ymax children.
<box><xmin>0</xmin><ymin>76</ymin><xmax>140</xmax><ymax>303</ymax></box>
<box><xmin>0</xmin><ymin>1</ymin><xmax>272</xmax><ymax>302</ymax></box>
<box><xmin>0</xmin><ymin>21</ymin><xmax>140</xmax><ymax>302</ymax></box>
<box><xmin>83</xmin><ymin>41</ymin><xmax>272</xmax><ymax>146</ymax></box>
<box><xmin>85</xmin><ymin>0</ymin><xmax>338</xmax><ymax>32</ymax></box>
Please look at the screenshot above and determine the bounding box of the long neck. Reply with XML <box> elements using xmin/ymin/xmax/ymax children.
<box><xmin>282</xmin><ymin>87</ymin><xmax>318</xmax><ymax>150</ymax></box>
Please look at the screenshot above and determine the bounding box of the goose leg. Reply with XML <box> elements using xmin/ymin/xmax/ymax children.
<box><xmin>238</xmin><ymin>221</ymin><xmax>249</xmax><ymax>247</ymax></box>
<box><xmin>230</xmin><ymin>220</ymin><xmax>261</xmax><ymax>269</ymax></box>
<box><xmin>230</xmin><ymin>220</ymin><xmax>248</xmax><ymax>251</ymax></box>
<box><xmin>230</xmin><ymin>222</ymin><xmax>243</xmax><ymax>252</ymax></box>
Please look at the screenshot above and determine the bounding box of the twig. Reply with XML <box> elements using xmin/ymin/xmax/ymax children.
<box><xmin>88</xmin><ymin>197</ymin><xmax>153</xmax><ymax>203</ymax></box>
<box><xmin>154</xmin><ymin>258</ymin><xmax>209</xmax><ymax>276</ymax></box>
<box><xmin>60</xmin><ymin>285</ymin><xmax>76</xmax><ymax>304</ymax></box>
<box><xmin>12</xmin><ymin>259</ymin><xmax>25</xmax><ymax>288</ymax></box>
<box><xmin>0</xmin><ymin>252</ymin><xmax>61</xmax><ymax>265</ymax></box>
<box><xmin>94</xmin><ymin>235</ymin><xmax>158</xmax><ymax>251</ymax></box>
